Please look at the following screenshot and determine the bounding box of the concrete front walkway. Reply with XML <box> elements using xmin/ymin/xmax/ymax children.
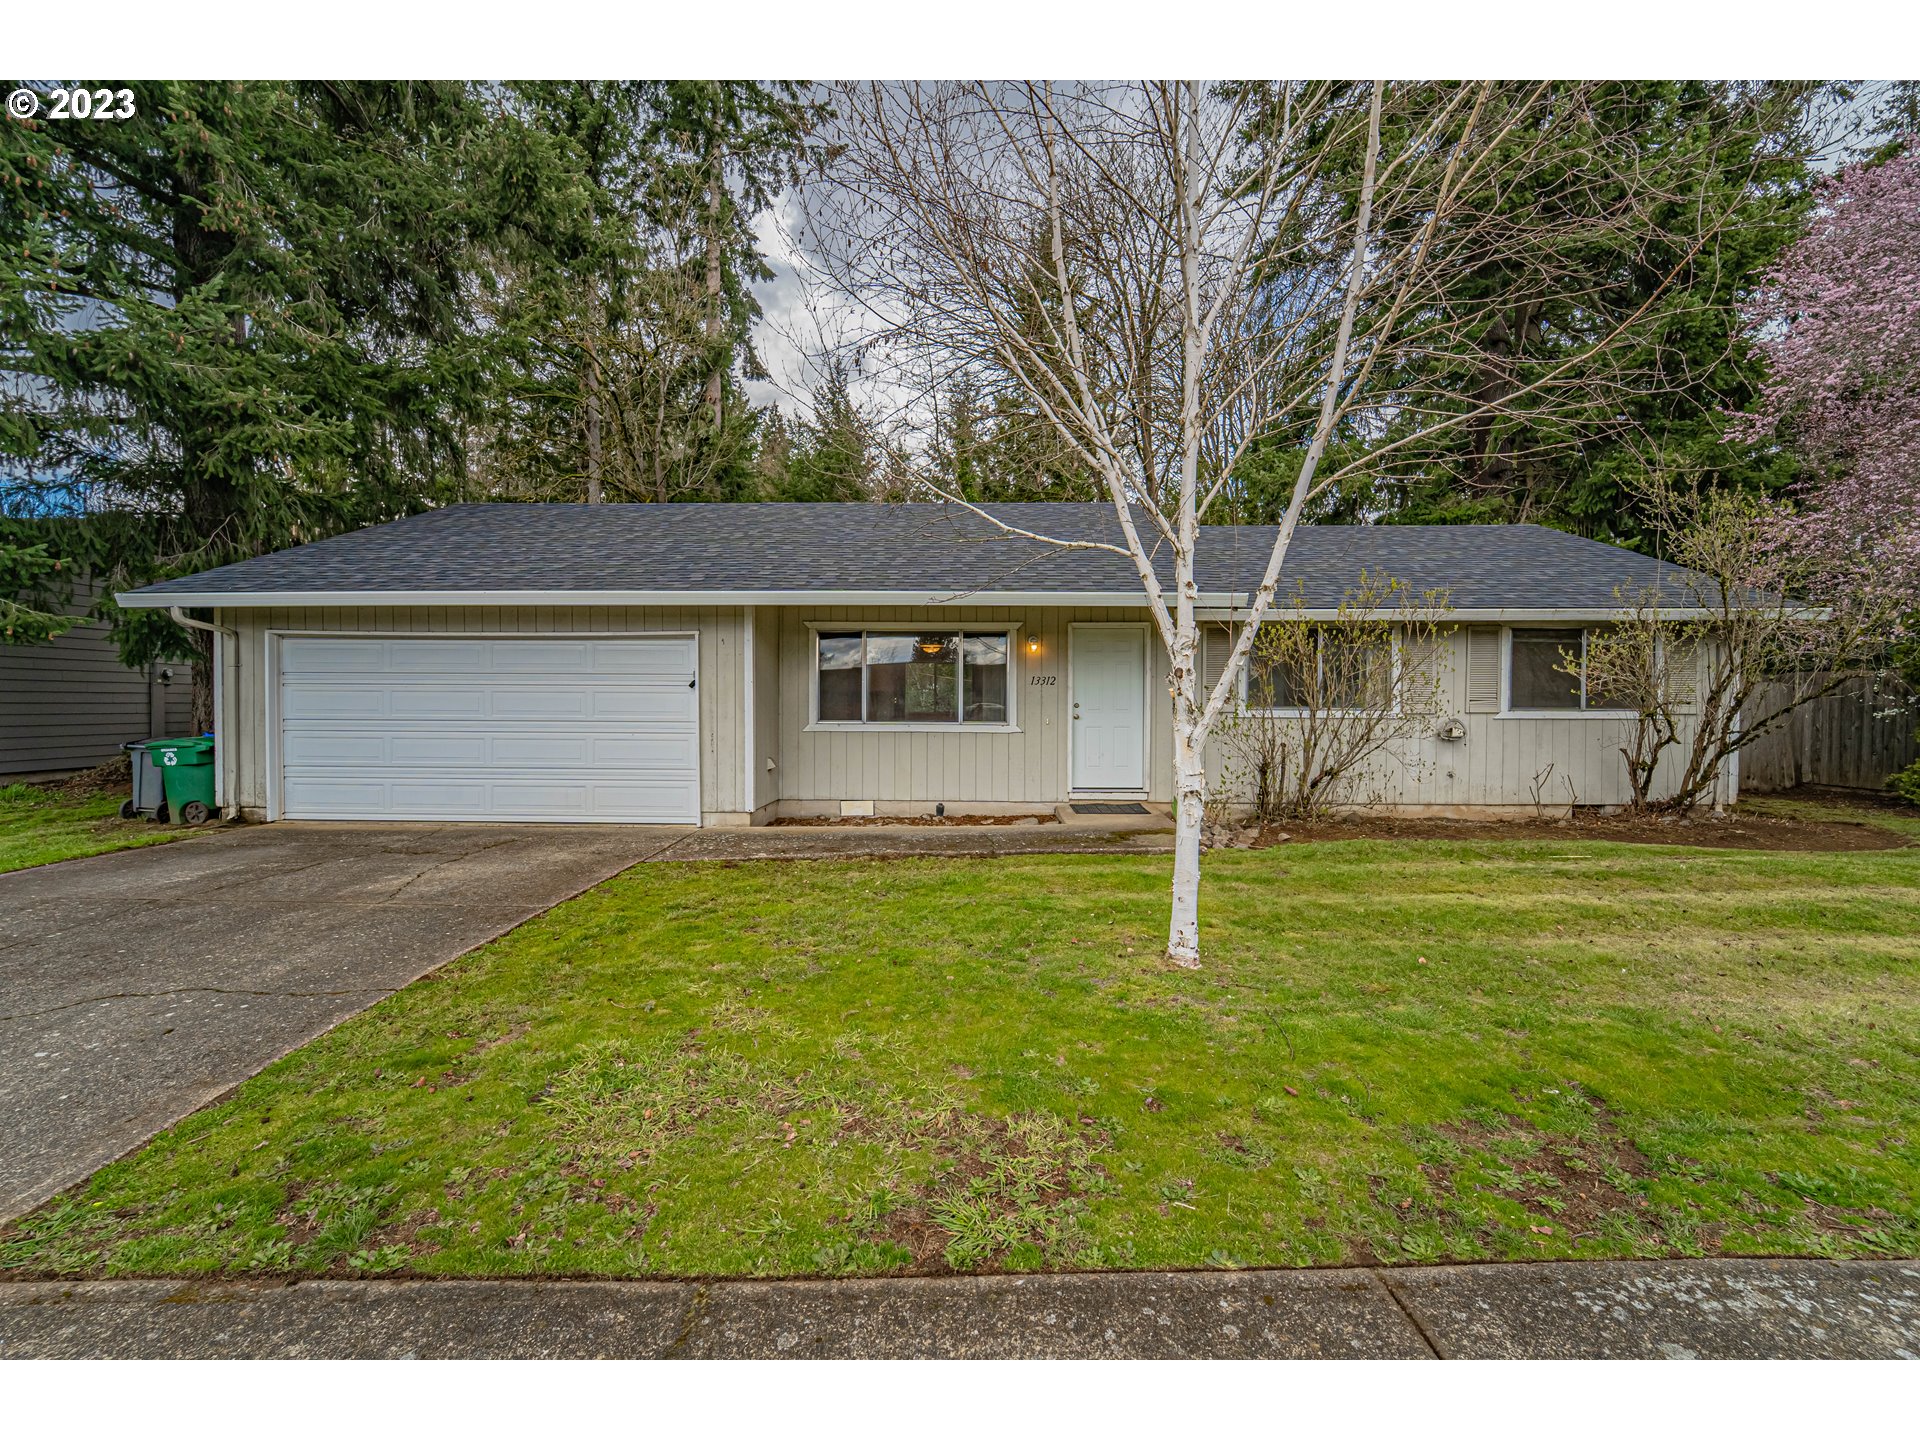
<box><xmin>645</xmin><ymin>817</ymin><xmax>1174</xmax><ymax>863</ymax></box>
<box><xmin>2</xmin><ymin>1259</ymin><xmax>1915</xmax><ymax>1359</ymax></box>
<box><xmin>0</xmin><ymin>823</ymin><xmax>686</xmax><ymax>1224</ymax></box>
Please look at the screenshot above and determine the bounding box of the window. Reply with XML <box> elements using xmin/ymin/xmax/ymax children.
<box><xmin>1246</xmin><ymin>626</ymin><xmax>1392</xmax><ymax>711</ymax></box>
<box><xmin>1508</xmin><ymin>627</ymin><xmax>1620</xmax><ymax>711</ymax></box>
<box><xmin>813</xmin><ymin>630</ymin><xmax>1012</xmax><ymax>725</ymax></box>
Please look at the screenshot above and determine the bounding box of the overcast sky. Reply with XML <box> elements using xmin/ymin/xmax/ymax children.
<box><xmin>744</xmin><ymin>80</ymin><xmax>1908</xmax><ymax>427</ymax></box>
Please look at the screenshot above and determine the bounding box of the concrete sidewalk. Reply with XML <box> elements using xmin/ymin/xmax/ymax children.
<box><xmin>4</xmin><ymin>1259</ymin><xmax>1915</xmax><ymax>1359</ymax></box>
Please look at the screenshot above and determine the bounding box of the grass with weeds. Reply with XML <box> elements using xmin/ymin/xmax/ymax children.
<box><xmin>5</xmin><ymin>796</ymin><xmax>1917</xmax><ymax>1279</ymax></box>
<box><xmin>0</xmin><ymin>782</ymin><xmax>188</xmax><ymax>874</ymax></box>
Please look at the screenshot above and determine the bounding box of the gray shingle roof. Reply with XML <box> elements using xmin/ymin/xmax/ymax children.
<box><xmin>119</xmin><ymin>502</ymin><xmax>1698</xmax><ymax>613</ymax></box>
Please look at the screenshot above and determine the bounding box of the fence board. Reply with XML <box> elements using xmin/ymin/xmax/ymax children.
<box><xmin>1740</xmin><ymin>674</ymin><xmax>1917</xmax><ymax>793</ymax></box>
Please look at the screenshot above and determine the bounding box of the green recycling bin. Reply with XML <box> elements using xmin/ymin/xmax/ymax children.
<box><xmin>146</xmin><ymin>736</ymin><xmax>218</xmax><ymax>826</ymax></box>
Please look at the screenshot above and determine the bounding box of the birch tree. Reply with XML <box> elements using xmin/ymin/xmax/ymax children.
<box><xmin>811</xmin><ymin>81</ymin><xmax>1773</xmax><ymax>966</ymax></box>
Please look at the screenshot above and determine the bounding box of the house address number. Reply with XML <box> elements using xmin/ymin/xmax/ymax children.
<box><xmin>1029</xmin><ymin>674</ymin><xmax>1056</xmax><ymax>686</ymax></box>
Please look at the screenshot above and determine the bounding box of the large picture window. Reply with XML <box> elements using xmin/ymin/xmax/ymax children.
<box><xmin>1508</xmin><ymin>627</ymin><xmax>1620</xmax><ymax>710</ymax></box>
<box><xmin>814</xmin><ymin>630</ymin><xmax>1011</xmax><ymax>725</ymax></box>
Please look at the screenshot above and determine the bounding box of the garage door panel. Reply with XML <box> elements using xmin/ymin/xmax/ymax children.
<box><xmin>376</xmin><ymin>640</ymin><xmax>494</xmax><ymax>673</ymax></box>
<box><xmin>281</xmin><ymin>779</ymin><xmax>395</xmax><ymax>814</ymax></box>
<box><xmin>277</xmin><ymin>635</ymin><xmax>700</xmax><ymax>824</ymax></box>
<box><xmin>590</xmin><ymin>639</ymin><xmax>696</xmax><ymax>674</ymax></box>
<box><xmin>587</xmin><ymin>733</ymin><xmax>699</xmax><ymax>767</ymax></box>
<box><xmin>281</xmin><ymin>732</ymin><xmax>396</xmax><ymax>766</ymax></box>
<box><xmin>583</xmin><ymin>782</ymin><xmax>701</xmax><ymax>817</ymax></box>
<box><xmin>386</xmin><ymin>687</ymin><xmax>497</xmax><ymax>720</ymax></box>
<box><xmin>488</xmin><ymin>733</ymin><xmax>594</xmax><ymax>766</ymax></box>
<box><xmin>389</xmin><ymin>734</ymin><xmax>494</xmax><ymax>766</ymax></box>
<box><xmin>488</xmin><ymin>687</ymin><xmax>594</xmax><ymax>721</ymax></box>
<box><xmin>589</xmin><ymin>687</ymin><xmax>697</xmax><ymax>722</ymax></box>
<box><xmin>386</xmin><ymin>780</ymin><xmax>548</xmax><ymax>814</ymax></box>
<box><xmin>284</xmin><ymin>729</ymin><xmax>699</xmax><ymax>771</ymax></box>
<box><xmin>487</xmin><ymin>641</ymin><xmax>593</xmax><ymax>672</ymax></box>
<box><xmin>283</xmin><ymin>776</ymin><xmax>699</xmax><ymax>821</ymax></box>
<box><xmin>282</xmin><ymin>685</ymin><xmax>393</xmax><ymax>721</ymax></box>
<box><xmin>281</xmin><ymin>639</ymin><xmax>391</xmax><ymax>674</ymax></box>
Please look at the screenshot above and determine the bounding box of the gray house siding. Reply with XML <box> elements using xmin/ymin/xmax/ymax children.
<box><xmin>1</xmin><ymin>586</ymin><xmax>192</xmax><ymax>776</ymax></box>
<box><xmin>1199</xmin><ymin>623</ymin><xmax>1730</xmax><ymax>813</ymax></box>
<box><xmin>769</xmin><ymin>604</ymin><xmax>1176</xmax><ymax>813</ymax></box>
<box><xmin>748</xmin><ymin>607</ymin><xmax>781</xmax><ymax>820</ymax></box>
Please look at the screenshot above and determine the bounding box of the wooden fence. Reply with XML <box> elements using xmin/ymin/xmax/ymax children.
<box><xmin>1740</xmin><ymin>674</ymin><xmax>1918</xmax><ymax>794</ymax></box>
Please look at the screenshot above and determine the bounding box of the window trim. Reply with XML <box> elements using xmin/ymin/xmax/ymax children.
<box><xmin>1500</xmin><ymin>625</ymin><xmax>1638</xmax><ymax>718</ymax></box>
<box><xmin>1238</xmin><ymin>624</ymin><xmax>1404</xmax><ymax>718</ymax></box>
<box><xmin>804</xmin><ymin>621</ymin><xmax>1022</xmax><ymax>732</ymax></box>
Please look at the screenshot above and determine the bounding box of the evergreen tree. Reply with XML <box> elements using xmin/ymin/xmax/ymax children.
<box><xmin>0</xmin><ymin>80</ymin><xmax>560</xmax><ymax>716</ymax></box>
<box><xmin>1230</xmin><ymin>81</ymin><xmax>1828</xmax><ymax>545</ymax></box>
<box><xmin>477</xmin><ymin>82</ymin><xmax>822</xmax><ymax>502</ymax></box>
<box><xmin>0</xmin><ymin>534</ymin><xmax>72</xmax><ymax>643</ymax></box>
<box><xmin>773</xmin><ymin>359</ymin><xmax>874</xmax><ymax>501</ymax></box>
<box><xmin>927</xmin><ymin>371</ymin><xmax>1100</xmax><ymax>502</ymax></box>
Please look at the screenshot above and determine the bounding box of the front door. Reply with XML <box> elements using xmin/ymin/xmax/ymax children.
<box><xmin>1070</xmin><ymin>626</ymin><xmax>1147</xmax><ymax>790</ymax></box>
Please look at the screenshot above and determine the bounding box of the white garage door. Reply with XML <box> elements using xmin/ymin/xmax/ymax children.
<box><xmin>277</xmin><ymin>636</ymin><xmax>699</xmax><ymax>823</ymax></box>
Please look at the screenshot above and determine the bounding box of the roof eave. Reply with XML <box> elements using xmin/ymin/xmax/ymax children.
<box><xmin>119</xmin><ymin>588</ymin><xmax>1721</xmax><ymax>621</ymax></box>
<box><xmin>118</xmin><ymin>588</ymin><xmax>1185</xmax><ymax>610</ymax></box>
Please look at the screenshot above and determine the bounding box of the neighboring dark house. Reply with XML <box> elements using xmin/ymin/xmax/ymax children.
<box><xmin>1</xmin><ymin>580</ymin><xmax>192</xmax><ymax>778</ymax></box>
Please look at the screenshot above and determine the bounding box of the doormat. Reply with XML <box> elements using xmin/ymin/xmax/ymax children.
<box><xmin>1070</xmin><ymin>801</ymin><xmax>1150</xmax><ymax>815</ymax></box>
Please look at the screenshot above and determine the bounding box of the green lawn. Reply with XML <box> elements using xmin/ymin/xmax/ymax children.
<box><xmin>6</xmin><ymin>803</ymin><xmax>1918</xmax><ymax>1280</ymax></box>
<box><xmin>0</xmin><ymin>782</ymin><xmax>189</xmax><ymax>875</ymax></box>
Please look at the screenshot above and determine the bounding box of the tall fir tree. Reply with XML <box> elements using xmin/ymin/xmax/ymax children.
<box><xmin>476</xmin><ymin>82</ymin><xmax>822</xmax><ymax>502</ymax></box>
<box><xmin>774</xmin><ymin>359</ymin><xmax>875</xmax><ymax>501</ymax></box>
<box><xmin>1228</xmin><ymin>81</ymin><xmax>1828</xmax><ymax>547</ymax></box>
<box><xmin>0</xmin><ymin>80</ymin><xmax>565</xmax><ymax>717</ymax></box>
<box><xmin>927</xmin><ymin>370</ymin><xmax>1100</xmax><ymax>502</ymax></box>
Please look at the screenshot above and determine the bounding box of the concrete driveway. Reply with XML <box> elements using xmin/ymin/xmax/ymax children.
<box><xmin>0</xmin><ymin>822</ymin><xmax>687</xmax><ymax>1223</ymax></box>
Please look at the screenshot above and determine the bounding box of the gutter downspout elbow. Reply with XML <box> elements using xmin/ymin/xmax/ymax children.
<box><xmin>168</xmin><ymin>604</ymin><xmax>235</xmax><ymax>638</ymax></box>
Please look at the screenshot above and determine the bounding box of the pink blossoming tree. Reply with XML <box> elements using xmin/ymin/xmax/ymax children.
<box><xmin>1742</xmin><ymin>145</ymin><xmax>1920</xmax><ymax>605</ymax></box>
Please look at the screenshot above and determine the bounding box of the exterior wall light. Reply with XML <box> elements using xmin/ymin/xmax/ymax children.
<box><xmin>1026</xmin><ymin>636</ymin><xmax>1042</xmax><ymax>656</ymax></box>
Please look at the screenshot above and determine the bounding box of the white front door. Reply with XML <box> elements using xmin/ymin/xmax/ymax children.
<box><xmin>277</xmin><ymin>635</ymin><xmax>700</xmax><ymax>823</ymax></box>
<box><xmin>1071</xmin><ymin>626</ymin><xmax>1147</xmax><ymax>791</ymax></box>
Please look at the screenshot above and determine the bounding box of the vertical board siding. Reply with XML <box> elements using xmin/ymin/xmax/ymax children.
<box><xmin>225</xmin><ymin>606</ymin><xmax>746</xmax><ymax>816</ymax></box>
<box><xmin>772</xmin><ymin>604</ymin><xmax>1175</xmax><ymax>805</ymax></box>
<box><xmin>750</xmin><ymin>607</ymin><xmax>781</xmax><ymax>813</ymax></box>
<box><xmin>1202</xmin><ymin>625</ymin><xmax>1726</xmax><ymax>810</ymax></box>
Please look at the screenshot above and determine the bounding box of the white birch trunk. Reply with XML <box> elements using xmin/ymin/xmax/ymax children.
<box><xmin>1166</xmin><ymin>624</ymin><xmax>1207</xmax><ymax>966</ymax></box>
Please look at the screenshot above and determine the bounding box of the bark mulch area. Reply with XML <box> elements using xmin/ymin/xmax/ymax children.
<box><xmin>1247</xmin><ymin>806</ymin><xmax>1910</xmax><ymax>855</ymax></box>
<box><xmin>770</xmin><ymin>814</ymin><xmax>1061</xmax><ymax>828</ymax></box>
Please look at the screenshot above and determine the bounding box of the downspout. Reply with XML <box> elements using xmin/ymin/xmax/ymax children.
<box><xmin>169</xmin><ymin>606</ymin><xmax>237</xmax><ymax>816</ymax></box>
<box><xmin>167</xmin><ymin>604</ymin><xmax>233</xmax><ymax>640</ymax></box>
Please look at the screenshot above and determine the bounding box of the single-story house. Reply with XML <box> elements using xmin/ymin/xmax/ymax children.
<box><xmin>115</xmin><ymin>501</ymin><xmax>1731</xmax><ymax>825</ymax></box>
